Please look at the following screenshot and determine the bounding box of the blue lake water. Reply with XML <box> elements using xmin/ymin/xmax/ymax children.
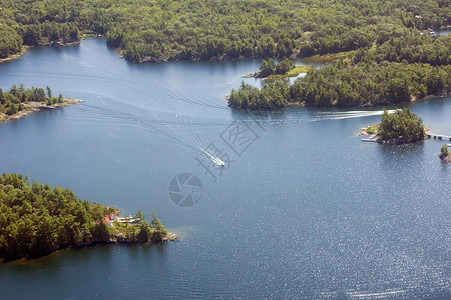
<box><xmin>0</xmin><ymin>38</ymin><xmax>450</xmax><ymax>299</ymax></box>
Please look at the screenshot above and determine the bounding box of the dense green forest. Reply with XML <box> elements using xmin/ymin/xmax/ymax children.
<box><xmin>377</xmin><ymin>108</ymin><xmax>426</xmax><ymax>144</ymax></box>
<box><xmin>0</xmin><ymin>173</ymin><xmax>168</xmax><ymax>260</ymax></box>
<box><xmin>258</xmin><ymin>58</ymin><xmax>294</xmax><ymax>77</ymax></box>
<box><xmin>0</xmin><ymin>0</ymin><xmax>449</xmax><ymax>61</ymax></box>
<box><xmin>1</xmin><ymin>1</ymin><xmax>450</xmax><ymax>109</ymax></box>
<box><xmin>0</xmin><ymin>84</ymin><xmax>64</xmax><ymax>116</ymax></box>
<box><xmin>229</xmin><ymin>61</ymin><xmax>451</xmax><ymax>109</ymax></box>
<box><xmin>229</xmin><ymin>21</ymin><xmax>451</xmax><ymax>110</ymax></box>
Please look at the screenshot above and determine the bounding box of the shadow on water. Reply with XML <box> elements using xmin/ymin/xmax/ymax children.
<box><xmin>376</xmin><ymin>141</ymin><xmax>425</xmax><ymax>164</ymax></box>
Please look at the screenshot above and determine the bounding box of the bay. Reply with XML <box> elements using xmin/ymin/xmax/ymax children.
<box><xmin>0</xmin><ymin>38</ymin><xmax>450</xmax><ymax>299</ymax></box>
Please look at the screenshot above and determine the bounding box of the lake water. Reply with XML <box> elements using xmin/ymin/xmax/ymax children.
<box><xmin>0</xmin><ymin>38</ymin><xmax>450</xmax><ymax>299</ymax></box>
<box><xmin>436</xmin><ymin>28</ymin><xmax>451</xmax><ymax>36</ymax></box>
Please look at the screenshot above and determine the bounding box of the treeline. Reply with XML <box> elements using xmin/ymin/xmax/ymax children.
<box><xmin>378</xmin><ymin>108</ymin><xmax>425</xmax><ymax>144</ymax></box>
<box><xmin>0</xmin><ymin>0</ymin><xmax>449</xmax><ymax>62</ymax></box>
<box><xmin>290</xmin><ymin>61</ymin><xmax>451</xmax><ymax>107</ymax></box>
<box><xmin>0</xmin><ymin>173</ymin><xmax>117</xmax><ymax>259</ymax></box>
<box><xmin>0</xmin><ymin>173</ymin><xmax>168</xmax><ymax>260</ymax></box>
<box><xmin>20</xmin><ymin>21</ymin><xmax>80</xmax><ymax>46</ymax></box>
<box><xmin>355</xmin><ymin>30</ymin><xmax>451</xmax><ymax>66</ymax></box>
<box><xmin>0</xmin><ymin>24</ymin><xmax>23</xmax><ymax>59</ymax></box>
<box><xmin>229</xmin><ymin>82</ymin><xmax>289</xmax><ymax>110</ymax></box>
<box><xmin>228</xmin><ymin>61</ymin><xmax>451</xmax><ymax>109</ymax></box>
<box><xmin>258</xmin><ymin>58</ymin><xmax>294</xmax><ymax>78</ymax></box>
<box><xmin>0</xmin><ymin>84</ymin><xmax>63</xmax><ymax>116</ymax></box>
<box><xmin>122</xmin><ymin>211</ymin><xmax>168</xmax><ymax>244</ymax></box>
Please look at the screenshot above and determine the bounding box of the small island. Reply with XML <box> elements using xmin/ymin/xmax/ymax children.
<box><xmin>0</xmin><ymin>173</ymin><xmax>178</xmax><ymax>261</ymax></box>
<box><xmin>0</xmin><ymin>84</ymin><xmax>83</xmax><ymax>122</ymax></box>
<box><xmin>439</xmin><ymin>144</ymin><xmax>451</xmax><ymax>162</ymax></box>
<box><xmin>360</xmin><ymin>108</ymin><xmax>426</xmax><ymax>145</ymax></box>
<box><xmin>244</xmin><ymin>58</ymin><xmax>312</xmax><ymax>80</ymax></box>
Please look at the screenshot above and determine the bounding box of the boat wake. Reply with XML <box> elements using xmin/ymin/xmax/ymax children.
<box><xmin>199</xmin><ymin>147</ymin><xmax>225</xmax><ymax>167</ymax></box>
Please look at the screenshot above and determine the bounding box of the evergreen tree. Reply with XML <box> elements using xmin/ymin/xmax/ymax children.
<box><xmin>275</xmin><ymin>58</ymin><xmax>294</xmax><ymax>74</ymax></box>
<box><xmin>150</xmin><ymin>211</ymin><xmax>166</xmax><ymax>242</ymax></box>
<box><xmin>378</xmin><ymin>108</ymin><xmax>425</xmax><ymax>144</ymax></box>
<box><xmin>137</xmin><ymin>220</ymin><xmax>152</xmax><ymax>242</ymax></box>
<box><xmin>46</xmin><ymin>86</ymin><xmax>52</xmax><ymax>98</ymax></box>
<box><xmin>259</xmin><ymin>58</ymin><xmax>276</xmax><ymax>77</ymax></box>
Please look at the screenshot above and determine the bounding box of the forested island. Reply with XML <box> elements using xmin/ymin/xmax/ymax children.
<box><xmin>360</xmin><ymin>108</ymin><xmax>426</xmax><ymax>144</ymax></box>
<box><xmin>0</xmin><ymin>84</ymin><xmax>82</xmax><ymax>122</ymax></box>
<box><xmin>0</xmin><ymin>173</ymin><xmax>177</xmax><ymax>261</ymax></box>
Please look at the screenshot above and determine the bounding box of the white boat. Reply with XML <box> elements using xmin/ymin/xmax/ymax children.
<box><xmin>201</xmin><ymin>149</ymin><xmax>225</xmax><ymax>167</ymax></box>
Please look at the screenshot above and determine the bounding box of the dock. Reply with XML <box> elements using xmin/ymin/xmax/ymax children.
<box><xmin>362</xmin><ymin>138</ymin><xmax>379</xmax><ymax>143</ymax></box>
<box><xmin>426</xmin><ymin>132</ymin><xmax>451</xmax><ymax>141</ymax></box>
<box><xmin>361</xmin><ymin>135</ymin><xmax>379</xmax><ymax>143</ymax></box>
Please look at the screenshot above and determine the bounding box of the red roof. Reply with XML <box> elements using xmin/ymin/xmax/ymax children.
<box><xmin>103</xmin><ymin>213</ymin><xmax>118</xmax><ymax>223</ymax></box>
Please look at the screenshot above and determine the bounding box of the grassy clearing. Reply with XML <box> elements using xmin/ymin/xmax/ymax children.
<box><xmin>265</xmin><ymin>66</ymin><xmax>314</xmax><ymax>80</ymax></box>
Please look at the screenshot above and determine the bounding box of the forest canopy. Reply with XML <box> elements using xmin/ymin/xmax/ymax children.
<box><xmin>1</xmin><ymin>1</ymin><xmax>450</xmax><ymax>109</ymax></box>
<box><xmin>0</xmin><ymin>83</ymin><xmax>64</xmax><ymax>116</ymax></box>
<box><xmin>228</xmin><ymin>61</ymin><xmax>451</xmax><ymax>110</ymax></box>
<box><xmin>0</xmin><ymin>173</ymin><xmax>116</xmax><ymax>259</ymax></box>
<box><xmin>0</xmin><ymin>0</ymin><xmax>449</xmax><ymax>62</ymax></box>
<box><xmin>0</xmin><ymin>173</ymin><xmax>168</xmax><ymax>260</ymax></box>
<box><xmin>377</xmin><ymin>108</ymin><xmax>426</xmax><ymax>144</ymax></box>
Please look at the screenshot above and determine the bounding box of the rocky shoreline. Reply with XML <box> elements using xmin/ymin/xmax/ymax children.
<box><xmin>2</xmin><ymin>231</ymin><xmax>179</xmax><ymax>262</ymax></box>
<box><xmin>440</xmin><ymin>154</ymin><xmax>451</xmax><ymax>162</ymax></box>
<box><xmin>0</xmin><ymin>98</ymin><xmax>83</xmax><ymax>122</ymax></box>
<box><xmin>110</xmin><ymin>231</ymin><xmax>180</xmax><ymax>243</ymax></box>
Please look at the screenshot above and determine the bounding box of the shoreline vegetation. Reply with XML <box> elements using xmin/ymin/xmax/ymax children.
<box><xmin>359</xmin><ymin>108</ymin><xmax>426</xmax><ymax>145</ymax></box>
<box><xmin>0</xmin><ymin>98</ymin><xmax>84</xmax><ymax>122</ymax></box>
<box><xmin>0</xmin><ymin>1</ymin><xmax>449</xmax><ymax>112</ymax></box>
<box><xmin>0</xmin><ymin>173</ymin><xmax>178</xmax><ymax>262</ymax></box>
<box><xmin>0</xmin><ymin>84</ymin><xmax>83</xmax><ymax>122</ymax></box>
<box><xmin>0</xmin><ymin>46</ymin><xmax>29</xmax><ymax>64</ymax></box>
<box><xmin>0</xmin><ymin>35</ymin><xmax>95</xmax><ymax>64</ymax></box>
<box><xmin>228</xmin><ymin>60</ymin><xmax>451</xmax><ymax>110</ymax></box>
<box><xmin>0</xmin><ymin>30</ymin><xmax>104</xmax><ymax>64</ymax></box>
<box><xmin>0</xmin><ymin>1</ymin><xmax>449</xmax><ymax>63</ymax></box>
<box><xmin>243</xmin><ymin>58</ymin><xmax>313</xmax><ymax>80</ymax></box>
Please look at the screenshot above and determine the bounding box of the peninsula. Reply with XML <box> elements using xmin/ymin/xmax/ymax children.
<box><xmin>0</xmin><ymin>84</ymin><xmax>82</xmax><ymax>122</ymax></box>
<box><xmin>0</xmin><ymin>173</ymin><xmax>178</xmax><ymax>261</ymax></box>
<box><xmin>229</xmin><ymin>61</ymin><xmax>451</xmax><ymax>110</ymax></box>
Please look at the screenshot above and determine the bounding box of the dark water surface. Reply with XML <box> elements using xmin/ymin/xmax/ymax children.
<box><xmin>0</xmin><ymin>39</ymin><xmax>450</xmax><ymax>299</ymax></box>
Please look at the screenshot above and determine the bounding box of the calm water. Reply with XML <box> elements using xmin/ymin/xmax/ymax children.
<box><xmin>0</xmin><ymin>39</ymin><xmax>450</xmax><ymax>299</ymax></box>
<box><xmin>436</xmin><ymin>28</ymin><xmax>451</xmax><ymax>36</ymax></box>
